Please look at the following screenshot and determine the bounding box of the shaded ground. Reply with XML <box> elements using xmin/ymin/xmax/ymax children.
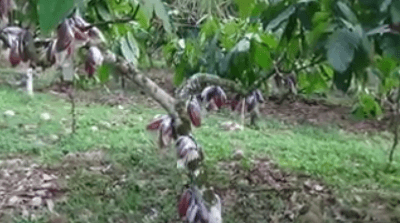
<box><xmin>217</xmin><ymin>159</ymin><xmax>400</xmax><ymax>223</ymax></box>
<box><xmin>259</xmin><ymin>100</ymin><xmax>391</xmax><ymax>133</ymax></box>
<box><xmin>1</xmin><ymin>153</ymin><xmax>399</xmax><ymax>223</ymax></box>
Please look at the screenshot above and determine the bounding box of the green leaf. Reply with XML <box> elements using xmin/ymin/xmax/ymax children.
<box><xmin>251</xmin><ymin>2</ymin><xmax>268</xmax><ymax>17</ymax></box>
<box><xmin>234</xmin><ymin>0</ymin><xmax>256</xmax><ymax>19</ymax></box>
<box><xmin>312</xmin><ymin>12</ymin><xmax>331</xmax><ymax>25</ymax></box>
<box><xmin>120</xmin><ymin>32</ymin><xmax>139</xmax><ymax>65</ymax></box>
<box><xmin>298</xmin><ymin>71</ymin><xmax>329</xmax><ymax>94</ymax></box>
<box><xmin>223</xmin><ymin>21</ymin><xmax>239</xmax><ymax>37</ymax></box>
<box><xmin>127</xmin><ymin>32</ymin><xmax>140</xmax><ymax>58</ymax></box>
<box><xmin>260</xmin><ymin>34</ymin><xmax>278</xmax><ymax>49</ymax></box>
<box><xmin>201</xmin><ymin>17</ymin><xmax>220</xmax><ymax>39</ymax></box>
<box><xmin>333</xmin><ymin>68</ymin><xmax>352</xmax><ymax>92</ymax></box>
<box><xmin>376</xmin><ymin>57</ymin><xmax>398</xmax><ymax>77</ymax></box>
<box><xmin>326</xmin><ymin>28</ymin><xmax>360</xmax><ymax>73</ymax></box>
<box><xmin>391</xmin><ymin>0</ymin><xmax>400</xmax><ymax>23</ymax></box>
<box><xmin>38</xmin><ymin>0</ymin><xmax>75</xmax><ymax>33</ymax></box>
<box><xmin>287</xmin><ymin>37</ymin><xmax>301</xmax><ymax>60</ymax></box>
<box><xmin>297</xmin><ymin>0</ymin><xmax>320</xmax><ymax>30</ymax></box>
<box><xmin>136</xmin><ymin>8</ymin><xmax>150</xmax><ymax>28</ymax></box>
<box><xmin>221</xmin><ymin>39</ymin><xmax>235</xmax><ymax>51</ymax></box>
<box><xmin>173</xmin><ymin>62</ymin><xmax>186</xmax><ymax>86</ymax></box>
<box><xmin>320</xmin><ymin>64</ymin><xmax>334</xmax><ymax>79</ymax></box>
<box><xmin>251</xmin><ymin>41</ymin><xmax>272</xmax><ymax>69</ymax></box>
<box><xmin>140</xmin><ymin>0</ymin><xmax>172</xmax><ymax>33</ymax></box>
<box><xmin>380</xmin><ymin>34</ymin><xmax>400</xmax><ymax>60</ymax></box>
<box><xmin>352</xmin><ymin>94</ymin><xmax>383</xmax><ymax>119</ymax></box>
<box><xmin>97</xmin><ymin>64</ymin><xmax>113</xmax><ymax>83</ymax></box>
<box><xmin>335</xmin><ymin>1</ymin><xmax>358</xmax><ymax>24</ymax></box>
<box><xmin>96</xmin><ymin>1</ymin><xmax>112</xmax><ymax>21</ymax></box>
<box><xmin>266</xmin><ymin>5</ymin><xmax>296</xmax><ymax>31</ymax></box>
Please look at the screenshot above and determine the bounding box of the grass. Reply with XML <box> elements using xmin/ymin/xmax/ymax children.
<box><xmin>0</xmin><ymin>86</ymin><xmax>400</xmax><ymax>222</ymax></box>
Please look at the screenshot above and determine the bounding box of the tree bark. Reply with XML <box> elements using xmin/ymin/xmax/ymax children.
<box><xmin>103</xmin><ymin>56</ymin><xmax>177</xmax><ymax>115</ymax></box>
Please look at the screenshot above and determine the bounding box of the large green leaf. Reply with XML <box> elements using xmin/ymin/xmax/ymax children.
<box><xmin>136</xmin><ymin>8</ymin><xmax>150</xmax><ymax>28</ymax></box>
<box><xmin>173</xmin><ymin>62</ymin><xmax>186</xmax><ymax>86</ymax></box>
<box><xmin>266</xmin><ymin>5</ymin><xmax>296</xmax><ymax>31</ymax></box>
<box><xmin>297</xmin><ymin>0</ymin><xmax>320</xmax><ymax>30</ymax></box>
<box><xmin>326</xmin><ymin>28</ymin><xmax>360</xmax><ymax>73</ymax></box>
<box><xmin>335</xmin><ymin>1</ymin><xmax>358</xmax><ymax>24</ymax></box>
<box><xmin>97</xmin><ymin>64</ymin><xmax>113</xmax><ymax>83</ymax></box>
<box><xmin>380</xmin><ymin>34</ymin><xmax>400</xmax><ymax>60</ymax></box>
<box><xmin>200</xmin><ymin>17</ymin><xmax>220</xmax><ymax>39</ymax></box>
<box><xmin>391</xmin><ymin>0</ymin><xmax>400</xmax><ymax>23</ymax></box>
<box><xmin>120</xmin><ymin>32</ymin><xmax>140</xmax><ymax>64</ymax></box>
<box><xmin>250</xmin><ymin>41</ymin><xmax>272</xmax><ymax>69</ymax></box>
<box><xmin>95</xmin><ymin>1</ymin><xmax>112</xmax><ymax>21</ymax></box>
<box><xmin>38</xmin><ymin>0</ymin><xmax>75</xmax><ymax>33</ymax></box>
<box><xmin>140</xmin><ymin>0</ymin><xmax>172</xmax><ymax>33</ymax></box>
<box><xmin>260</xmin><ymin>33</ymin><xmax>278</xmax><ymax>49</ymax></box>
<box><xmin>234</xmin><ymin>0</ymin><xmax>256</xmax><ymax>19</ymax></box>
<box><xmin>220</xmin><ymin>38</ymin><xmax>252</xmax><ymax>85</ymax></box>
<box><xmin>333</xmin><ymin>68</ymin><xmax>353</xmax><ymax>92</ymax></box>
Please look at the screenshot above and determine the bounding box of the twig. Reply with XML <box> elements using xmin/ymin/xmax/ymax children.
<box><xmin>389</xmin><ymin>101</ymin><xmax>400</xmax><ymax>164</ymax></box>
<box><xmin>241</xmin><ymin>98</ymin><xmax>245</xmax><ymax>130</ymax></box>
<box><xmin>67</xmin><ymin>89</ymin><xmax>76</xmax><ymax>134</ymax></box>
<box><xmin>246</xmin><ymin>55</ymin><xmax>285</xmax><ymax>94</ymax></box>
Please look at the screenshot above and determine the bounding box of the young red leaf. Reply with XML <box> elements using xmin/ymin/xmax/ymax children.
<box><xmin>56</xmin><ymin>20</ymin><xmax>74</xmax><ymax>52</ymax></box>
<box><xmin>9</xmin><ymin>40</ymin><xmax>21</xmax><ymax>66</ymax></box>
<box><xmin>46</xmin><ymin>40</ymin><xmax>56</xmax><ymax>65</ymax></box>
<box><xmin>178</xmin><ymin>190</ymin><xmax>192</xmax><ymax>219</ymax></box>
<box><xmin>71</xmin><ymin>14</ymin><xmax>90</xmax><ymax>31</ymax></box>
<box><xmin>73</xmin><ymin>26</ymin><xmax>89</xmax><ymax>41</ymax></box>
<box><xmin>206</xmin><ymin>99</ymin><xmax>219</xmax><ymax>111</ymax></box>
<box><xmin>146</xmin><ymin>117</ymin><xmax>165</xmax><ymax>131</ymax></box>
<box><xmin>187</xmin><ymin>98</ymin><xmax>202</xmax><ymax>127</ymax></box>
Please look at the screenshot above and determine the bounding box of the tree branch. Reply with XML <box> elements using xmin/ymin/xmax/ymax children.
<box><xmin>175</xmin><ymin>73</ymin><xmax>246</xmax><ymax>100</ymax></box>
<box><xmin>389</xmin><ymin>96</ymin><xmax>400</xmax><ymax>164</ymax></box>
<box><xmin>103</xmin><ymin>55</ymin><xmax>177</xmax><ymax>115</ymax></box>
<box><xmin>83</xmin><ymin>4</ymin><xmax>141</xmax><ymax>30</ymax></box>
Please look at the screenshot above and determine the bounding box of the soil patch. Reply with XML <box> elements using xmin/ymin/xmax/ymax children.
<box><xmin>216</xmin><ymin>158</ymin><xmax>400</xmax><ymax>222</ymax></box>
<box><xmin>0</xmin><ymin>150</ymin><xmax>114</xmax><ymax>222</ymax></box>
<box><xmin>259</xmin><ymin>99</ymin><xmax>392</xmax><ymax>133</ymax></box>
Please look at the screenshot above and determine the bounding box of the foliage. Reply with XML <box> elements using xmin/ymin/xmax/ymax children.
<box><xmin>161</xmin><ymin>0</ymin><xmax>400</xmax><ymax>120</ymax></box>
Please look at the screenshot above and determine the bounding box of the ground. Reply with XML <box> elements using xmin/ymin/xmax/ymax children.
<box><xmin>0</xmin><ymin>67</ymin><xmax>400</xmax><ymax>223</ymax></box>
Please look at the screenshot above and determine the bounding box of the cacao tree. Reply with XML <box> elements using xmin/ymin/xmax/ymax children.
<box><xmin>2</xmin><ymin>0</ymin><xmax>400</xmax><ymax>221</ymax></box>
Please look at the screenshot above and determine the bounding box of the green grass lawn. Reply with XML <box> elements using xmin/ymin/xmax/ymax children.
<box><xmin>0</xmin><ymin>87</ymin><xmax>399</xmax><ymax>222</ymax></box>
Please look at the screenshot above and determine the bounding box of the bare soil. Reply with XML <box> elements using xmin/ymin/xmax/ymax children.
<box><xmin>216</xmin><ymin>158</ymin><xmax>400</xmax><ymax>222</ymax></box>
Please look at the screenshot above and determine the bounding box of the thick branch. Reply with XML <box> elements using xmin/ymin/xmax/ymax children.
<box><xmin>175</xmin><ymin>73</ymin><xmax>246</xmax><ymax>100</ymax></box>
<box><xmin>103</xmin><ymin>56</ymin><xmax>176</xmax><ymax>115</ymax></box>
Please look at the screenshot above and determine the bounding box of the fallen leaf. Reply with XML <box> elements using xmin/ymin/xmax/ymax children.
<box><xmin>46</xmin><ymin>199</ymin><xmax>55</xmax><ymax>213</ymax></box>
<box><xmin>31</xmin><ymin>197</ymin><xmax>42</xmax><ymax>207</ymax></box>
